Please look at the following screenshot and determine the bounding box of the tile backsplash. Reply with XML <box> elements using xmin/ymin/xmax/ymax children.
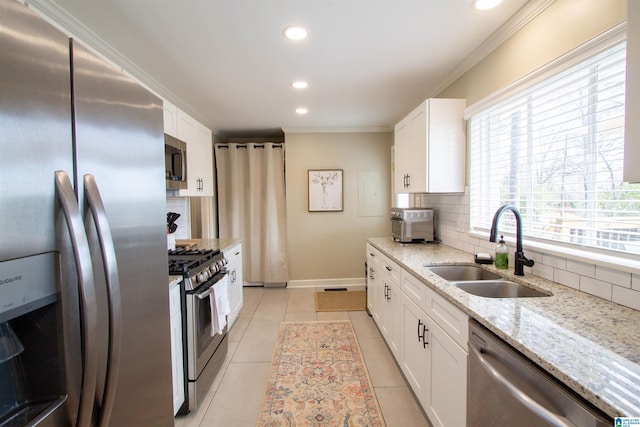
<box><xmin>166</xmin><ymin>196</ymin><xmax>190</xmax><ymax>240</ymax></box>
<box><xmin>407</xmin><ymin>187</ymin><xmax>640</xmax><ymax>312</ymax></box>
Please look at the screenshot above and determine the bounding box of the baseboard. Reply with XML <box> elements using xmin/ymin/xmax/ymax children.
<box><xmin>287</xmin><ymin>277</ymin><xmax>366</xmax><ymax>291</ymax></box>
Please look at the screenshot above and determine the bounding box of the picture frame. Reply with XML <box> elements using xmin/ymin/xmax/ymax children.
<box><xmin>308</xmin><ymin>169</ymin><xmax>343</xmax><ymax>212</ymax></box>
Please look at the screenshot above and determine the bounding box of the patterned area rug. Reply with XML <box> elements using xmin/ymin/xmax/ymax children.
<box><xmin>257</xmin><ymin>321</ymin><xmax>385</xmax><ymax>427</ymax></box>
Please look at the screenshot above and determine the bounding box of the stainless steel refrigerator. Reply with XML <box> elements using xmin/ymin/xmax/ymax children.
<box><xmin>0</xmin><ymin>0</ymin><xmax>174</xmax><ymax>425</ymax></box>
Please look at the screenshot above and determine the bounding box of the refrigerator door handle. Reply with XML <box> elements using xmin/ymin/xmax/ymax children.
<box><xmin>83</xmin><ymin>174</ymin><xmax>122</xmax><ymax>427</ymax></box>
<box><xmin>55</xmin><ymin>171</ymin><xmax>99</xmax><ymax>427</ymax></box>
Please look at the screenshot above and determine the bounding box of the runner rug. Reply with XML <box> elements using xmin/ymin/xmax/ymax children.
<box><xmin>256</xmin><ymin>321</ymin><xmax>385</xmax><ymax>427</ymax></box>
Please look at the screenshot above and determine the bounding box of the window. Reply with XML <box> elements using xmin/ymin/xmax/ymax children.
<box><xmin>469</xmin><ymin>41</ymin><xmax>640</xmax><ymax>256</ymax></box>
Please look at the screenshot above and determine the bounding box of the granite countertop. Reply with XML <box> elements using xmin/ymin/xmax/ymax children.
<box><xmin>169</xmin><ymin>275</ymin><xmax>182</xmax><ymax>289</ymax></box>
<box><xmin>368</xmin><ymin>237</ymin><xmax>640</xmax><ymax>418</ymax></box>
<box><xmin>176</xmin><ymin>238</ymin><xmax>241</xmax><ymax>254</ymax></box>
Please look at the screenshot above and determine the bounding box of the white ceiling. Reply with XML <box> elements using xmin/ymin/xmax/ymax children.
<box><xmin>35</xmin><ymin>0</ymin><xmax>535</xmax><ymax>137</ymax></box>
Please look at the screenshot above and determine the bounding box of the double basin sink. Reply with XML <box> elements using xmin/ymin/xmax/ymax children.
<box><xmin>424</xmin><ymin>265</ymin><xmax>550</xmax><ymax>298</ymax></box>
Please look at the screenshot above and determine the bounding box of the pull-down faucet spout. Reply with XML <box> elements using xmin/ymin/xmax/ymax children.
<box><xmin>489</xmin><ymin>205</ymin><xmax>534</xmax><ymax>276</ymax></box>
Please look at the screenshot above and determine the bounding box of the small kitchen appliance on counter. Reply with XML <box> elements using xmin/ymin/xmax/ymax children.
<box><xmin>391</xmin><ymin>207</ymin><xmax>435</xmax><ymax>243</ymax></box>
<box><xmin>168</xmin><ymin>248</ymin><xmax>229</xmax><ymax>414</ymax></box>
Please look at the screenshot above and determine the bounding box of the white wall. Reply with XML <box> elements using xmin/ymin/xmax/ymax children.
<box><xmin>285</xmin><ymin>132</ymin><xmax>393</xmax><ymax>286</ymax></box>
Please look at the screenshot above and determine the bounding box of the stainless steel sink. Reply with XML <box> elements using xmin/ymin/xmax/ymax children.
<box><xmin>454</xmin><ymin>280</ymin><xmax>550</xmax><ymax>298</ymax></box>
<box><xmin>424</xmin><ymin>265</ymin><xmax>502</xmax><ymax>281</ymax></box>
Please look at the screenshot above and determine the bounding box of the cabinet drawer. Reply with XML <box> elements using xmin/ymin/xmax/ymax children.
<box><xmin>380</xmin><ymin>256</ymin><xmax>401</xmax><ymax>284</ymax></box>
<box><xmin>426</xmin><ymin>291</ymin><xmax>468</xmax><ymax>350</ymax></box>
<box><xmin>402</xmin><ymin>271</ymin><xmax>428</xmax><ymax>308</ymax></box>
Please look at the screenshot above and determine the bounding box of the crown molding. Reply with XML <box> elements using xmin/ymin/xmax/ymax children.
<box><xmin>23</xmin><ymin>0</ymin><xmax>213</xmax><ymax>130</ymax></box>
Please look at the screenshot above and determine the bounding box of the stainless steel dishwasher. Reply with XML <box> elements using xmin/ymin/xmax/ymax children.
<box><xmin>468</xmin><ymin>319</ymin><xmax>612</xmax><ymax>427</ymax></box>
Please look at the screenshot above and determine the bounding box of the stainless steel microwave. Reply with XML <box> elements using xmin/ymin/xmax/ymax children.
<box><xmin>165</xmin><ymin>134</ymin><xmax>187</xmax><ymax>190</ymax></box>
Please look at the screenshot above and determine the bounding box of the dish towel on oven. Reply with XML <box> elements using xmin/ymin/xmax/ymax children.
<box><xmin>209</xmin><ymin>276</ymin><xmax>230</xmax><ymax>336</ymax></box>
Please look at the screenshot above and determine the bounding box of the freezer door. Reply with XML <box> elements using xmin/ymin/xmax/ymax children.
<box><xmin>0</xmin><ymin>0</ymin><xmax>81</xmax><ymax>425</ymax></box>
<box><xmin>0</xmin><ymin>0</ymin><xmax>72</xmax><ymax>260</ymax></box>
<box><xmin>71</xmin><ymin>41</ymin><xmax>174</xmax><ymax>426</ymax></box>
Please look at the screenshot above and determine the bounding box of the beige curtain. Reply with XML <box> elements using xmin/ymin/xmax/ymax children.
<box><xmin>215</xmin><ymin>142</ymin><xmax>288</xmax><ymax>285</ymax></box>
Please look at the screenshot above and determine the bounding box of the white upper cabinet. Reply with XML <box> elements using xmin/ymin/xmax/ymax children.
<box><xmin>625</xmin><ymin>0</ymin><xmax>640</xmax><ymax>183</ymax></box>
<box><xmin>163</xmin><ymin>100</ymin><xmax>178</xmax><ymax>138</ymax></box>
<box><xmin>177</xmin><ymin>110</ymin><xmax>214</xmax><ymax>197</ymax></box>
<box><xmin>163</xmin><ymin>101</ymin><xmax>214</xmax><ymax>196</ymax></box>
<box><xmin>394</xmin><ymin>98</ymin><xmax>466</xmax><ymax>193</ymax></box>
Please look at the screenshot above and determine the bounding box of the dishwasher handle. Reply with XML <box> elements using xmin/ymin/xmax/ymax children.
<box><xmin>470</xmin><ymin>345</ymin><xmax>576</xmax><ymax>427</ymax></box>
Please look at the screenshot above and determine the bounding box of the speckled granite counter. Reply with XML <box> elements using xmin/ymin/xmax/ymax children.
<box><xmin>368</xmin><ymin>237</ymin><xmax>640</xmax><ymax>418</ymax></box>
<box><xmin>176</xmin><ymin>238</ymin><xmax>241</xmax><ymax>254</ymax></box>
<box><xmin>169</xmin><ymin>275</ymin><xmax>182</xmax><ymax>289</ymax></box>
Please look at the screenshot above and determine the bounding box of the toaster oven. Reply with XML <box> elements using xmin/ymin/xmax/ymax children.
<box><xmin>391</xmin><ymin>208</ymin><xmax>434</xmax><ymax>243</ymax></box>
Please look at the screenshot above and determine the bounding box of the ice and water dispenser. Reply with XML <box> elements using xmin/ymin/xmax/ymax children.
<box><xmin>0</xmin><ymin>253</ymin><xmax>66</xmax><ymax>426</ymax></box>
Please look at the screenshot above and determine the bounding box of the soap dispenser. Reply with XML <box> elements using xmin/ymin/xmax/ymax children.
<box><xmin>495</xmin><ymin>235</ymin><xmax>508</xmax><ymax>270</ymax></box>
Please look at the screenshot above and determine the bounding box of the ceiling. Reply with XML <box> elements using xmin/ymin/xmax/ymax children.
<box><xmin>34</xmin><ymin>0</ymin><xmax>535</xmax><ymax>138</ymax></box>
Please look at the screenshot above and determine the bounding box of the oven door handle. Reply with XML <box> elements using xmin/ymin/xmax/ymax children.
<box><xmin>196</xmin><ymin>286</ymin><xmax>214</xmax><ymax>300</ymax></box>
<box><xmin>194</xmin><ymin>275</ymin><xmax>227</xmax><ymax>300</ymax></box>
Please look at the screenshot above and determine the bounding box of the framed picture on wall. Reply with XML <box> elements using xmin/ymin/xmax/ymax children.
<box><xmin>308</xmin><ymin>169</ymin><xmax>343</xmax><ymax>212</ymax></box>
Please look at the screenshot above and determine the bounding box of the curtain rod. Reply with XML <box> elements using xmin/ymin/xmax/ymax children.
<box><xmin>216</xmin><ymin>143</ymin><xmax>283</xmax><ymax>149</ymax></box>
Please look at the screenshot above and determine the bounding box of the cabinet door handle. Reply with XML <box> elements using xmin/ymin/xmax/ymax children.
<box><xmin>384</xmin><ymin>284</ymin><xmax>388</xmax><ymax>299</ymax></box>
<box><xmin>385</xmin><ymin>265</ymin><xmax>392</xmax><ymax>272</ymax></box>
<box><xmin>417</xmin><ymin>319</ymin><xmax>424</xmax><ymax>342</ymax></box>
<box><xmin>422</xmin><ymin>324</ymin><xmax>429</xmax><ymax>348</ymax></box>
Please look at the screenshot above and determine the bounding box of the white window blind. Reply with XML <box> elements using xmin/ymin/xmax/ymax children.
<box><xmin>469</xmin><ymin>41</ymin><xmax>640</xmax><ymax>256</ymax></box>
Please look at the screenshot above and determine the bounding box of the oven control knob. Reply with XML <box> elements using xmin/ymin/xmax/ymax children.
<box><xmin>196</xmin><ymin>273</ymin><xmax>204</xmax><ymax>283</ymax></box>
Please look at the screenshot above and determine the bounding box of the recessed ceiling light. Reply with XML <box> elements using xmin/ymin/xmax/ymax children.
<box><xmin>473</xmin><ymin>0</ymin><xmax>502</xmax><ymax>10</ymax></box>
<box><xmin>283</xmin><ymin>26</ymin><xmax>308</xmax><ymax>41</ymax></box>
<box><xmin>291</xmin><ymin>81</ymin><xmax>308</xmax><ymax>89</ymax></box>
<box><xmin>295</xmin><ymin>107</ymin><xmax>308</xmax><ymax>115</ymax></box>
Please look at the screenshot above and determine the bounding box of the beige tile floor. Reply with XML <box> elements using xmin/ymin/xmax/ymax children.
<box><xmin>174</xmin><ymin>287</ymin><xmax>431</xmax><ymax>427</ymax></box>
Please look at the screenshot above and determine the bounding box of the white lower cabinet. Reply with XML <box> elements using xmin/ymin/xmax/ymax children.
<box><xmin>400</xmin><ymin>292</ymin><xmax>429</xmax><ymax>399</ymax></box>
<box><xmin>169</xmin><ymin>282</ymin><xmax>184</xmax><ymax>415</ymax></box>
<box><xmin>366</xmin><ymin>244</ymin><xmax>382</xmax><ymax>325</ymax></box>
<box><xmin>367</xmin><ymin>244</ymin><xmax>401</xmax><ymax>360</ymax></box>
<box><xmin>226</xmin><ymin>242</ymin><xmax>243</xmax><ymax>328</ymax></box>
<box><xmin>425</xmin><ymin>318</ymin><xmax>467</xmax><ymax>427</ymax></box>
<box><xmin>379</xmin><ymin>264</ymin><xmax>401</xmax><ymax>360</ymax></box>
<box><xmin>369</xmin><ymin>248</ymin><xmax>469</xmax><ymax>427</ymax></box>
<box><xmin>399</xmin><ymin>289</ymin><xmax>468</xmax><ymax>427</ymax></box>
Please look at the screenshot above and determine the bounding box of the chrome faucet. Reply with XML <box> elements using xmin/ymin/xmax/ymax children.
<box><xmin>489</xmin><ymin>205</ymin><xmax>535</xmax><ymax>276</ymax></box>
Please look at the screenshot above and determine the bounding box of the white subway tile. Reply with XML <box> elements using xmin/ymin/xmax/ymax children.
<box><xmin>612</xmin><ymin>286</ymin><xmax>640</xmax><ymax>311</ymax></box>
<box><xmin>542</xmin><ymin>253</ymin><xmax>566</xmax><ymax>270</ymax></box>
<box><xmin>554</xmin><ymin>269</ymin><xmax>580</xmax><ymax>289</ymax></box>
<box><xmin>566</xmin><ymin>259</ymin><xmax>595</xmax><ymax>278</ymax></box>
<box><xmin>579</xmin><ymin>276</ymin><xmax>612</xmax><ymax>300</ymax></box>
<box><xmin>463</xmin><ymin>243</ymin><xmax>476</xmax><ymax>254</ymax></box>
<box><xmin>595</xmin><ymin>266</ymin><xmax>631</xmax><ymax>288</ymax></box>
<box><xmin>532</xmin><ymin>263</ymin><xmax>554</xmax><ymax>281</ymax></box>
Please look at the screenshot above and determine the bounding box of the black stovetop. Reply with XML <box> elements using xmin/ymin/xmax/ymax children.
<box><xmin>168</xmin><ymin>248</ymin><xmax>220</xmax><ymax>275</ymax></box>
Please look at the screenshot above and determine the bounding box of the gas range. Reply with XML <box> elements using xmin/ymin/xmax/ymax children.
<box><xmin>168</xmin><ymin>248</ymin><xmax>227</xmax><ymax>291</ymax></box>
